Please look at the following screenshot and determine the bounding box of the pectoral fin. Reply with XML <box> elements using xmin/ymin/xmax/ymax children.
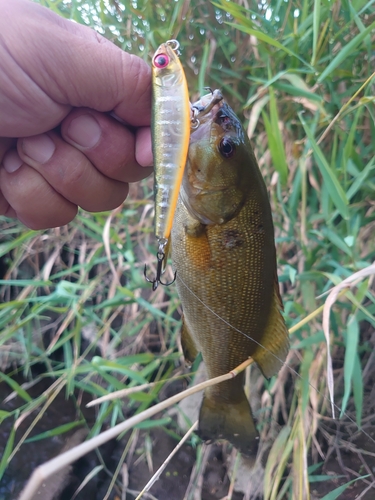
<box><xmin>252</xmin><ymin>271</ymin><xmax>289</xmax><ymax>378</ymax></box>
<box><xmin>180</xmin><ymin>316</ymin><xmax>199</xmax><ymax>365</ymax></box>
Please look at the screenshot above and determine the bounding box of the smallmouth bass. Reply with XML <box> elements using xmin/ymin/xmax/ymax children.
<box><xmin>171</xmin><ymin>90</ymin><xmax>289</xmax><ymax>456</ymax></box>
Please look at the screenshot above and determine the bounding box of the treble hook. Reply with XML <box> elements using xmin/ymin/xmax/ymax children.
<box><xmin>144</xmin><ymin>251</ymin><xmax>177</xmax><ymax>291</ymax></box>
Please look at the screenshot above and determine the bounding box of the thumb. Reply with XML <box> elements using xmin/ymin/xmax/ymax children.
<box><xmin>0</xmin><ymin>0</ymin><xmax>151</xmax><ymax>135</ymax></box>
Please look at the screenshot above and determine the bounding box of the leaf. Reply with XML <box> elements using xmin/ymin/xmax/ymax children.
<box><xmin>309</xmin><ymin>474</ymin><xmax>345</xmax><ymax>482</ymax></box>
<box><xmin>0</xmin><ymin>279</ymin><xmax>51</xmax><ymax>287</ymax></box>
<box><xmin>262</xmin><ymin>104</ymin><xmax>288</xmax><ymax>184</ymax></box>
<box><xmin>352</xmin><ymin>351</ymin><xmax>363</xmax><ymax>427</ymax></box>
<box><xmin>135</xmin><ymin>417</ymin><xmax>171</xmax><ymax>429</ymax></box>
<box><xmin>311</xmin><ymin>0</ymin><xmax>321</xmax><ymax>66</ymax></box>
<box><xmin>321</xmin><ymin>228</ymin><xmax>352</xmax><ymax>256</ymax></box>
<box><xmin>0</xmin><ymin>373</ymin><xmax>32</xmax><ymax>403</ymax></box>
<box><xmin>0</xmin><ymin>230</ymin><xmax>36</xmax><ymax>258</ymax></box>
<box><xmin>268</xmin><ymin>86</ymin><xmax>288</xmax><ymax>184</ymax></box>
<box><xmin>322</xmin><ymin>264</ymin><xmax>375</xmax><ymax>417</ymax></box>
<box><xmin>300</xmin><ymin>349</ymin><xmax>314</xmax><ymax>413</ymax></box>
<box><xmin>318</xmin><ymin>21</ymin><xmax>375</xmax><ymax>82</ymax></box>
<box><xmin>346</xmin><ymin>157</ymin><xmax>375</xmax><ymax>201</ymax></box>
<box><xmin>246</xmin><ymin>94</ymin><xmax>269</xmax><ymax>139</ymax></box>
<box><xmin>341</xmin><ymin>314</ymin><xmax>359</xmax><ymax>417</ymax></box>
<box><xmin>299</xmin><ymin>112</ymin><xmax>349</xmax><ymax>219</ymax></box>
<box><xmin>0</xmin><ymin>411</ymin><xmax>12</xmax><ymax>425</ymax></box>
<box><xmin>198</xmin><ymin>39</ymin><xmax>210</xmax><ymax>95</ymax></box>
<box><xmin>293</xmin><ymin>330</ymin><xmax>325</xmax><ymax>349</ymax></box>
<box><xmin>274</xmin><ymin>81</ymin><xmax>320</xmax><ymax>102</ymax></box>
<box><xmin>264</xmin><ymin>425</ymin><xmax>292</xmax><ymax>499</ymax></box>
<box><xmin>226</xmin><ymin>22</ymin><xmax>311</xmax><ymax>69</ymax></box>
<box><xmin>25</xmin><ymin>420</ymin><xmax>85</xmax><ymax>443</ymax></box>
<box><xmin>0</xmin><ymin>424</ymin><xmax>15</xmax><ymax>481</ymax></box>
<box><xmin>110</xmin><ymin>353</ymin><xmax>155</xmax><ymax>366</ymax></box>
<box><xmin>320</xmin><ymin>475</ymin><xmax>370</xmax><ymax>500</ymax></box>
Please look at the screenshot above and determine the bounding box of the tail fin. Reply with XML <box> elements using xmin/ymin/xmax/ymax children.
<box><xmin>198</xmin><ymin>391</ymin><xmax>259</xmax><ymax>457</ymax></box>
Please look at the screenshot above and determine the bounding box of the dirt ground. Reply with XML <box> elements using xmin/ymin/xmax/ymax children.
<box><xmin>1</xmin><ymin>369</ymin><xmax>375</xmax><ymax>500</ymax></box>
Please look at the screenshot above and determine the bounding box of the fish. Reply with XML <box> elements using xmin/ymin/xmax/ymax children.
<box><xmin>148</xmin><ymin>39</ymin><xmax>191</xmax><ymax>290</ymax></box>
<box><xmin>171</xmin><ymin>90</ymin><xmax>289</xmax><ymax>457</ymax></box>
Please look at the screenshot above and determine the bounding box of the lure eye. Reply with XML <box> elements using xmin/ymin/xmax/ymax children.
<box><xmin>219</xmin><ymin>138</ymin><xmax>235</xmax><ymax>158</ymax></box>
<box><xmin>153</xmin><ymin>53</ymin><xmax>170</xmax><ymax>69</ymax></box>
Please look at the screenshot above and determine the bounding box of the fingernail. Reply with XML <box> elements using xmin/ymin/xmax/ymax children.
<box><xmin>3</xmin><ymin>150</ymin><xmax>23</xmax><ymax>173</ymax></box>
<box><xmin>22</xmin><ymin>134</ymin><xmax>55</xmax><ymax>164</ymax></box>
<box><xmin>67</xmin><ymin>114</ymin><xmax>101</xmax><ymax>148</ymax></box>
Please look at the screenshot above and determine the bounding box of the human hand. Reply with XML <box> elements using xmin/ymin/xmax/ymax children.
<box><xmin>0</xmin><ymin>0</ymin><xmax>153</xmax><ymax>229</ymax></box>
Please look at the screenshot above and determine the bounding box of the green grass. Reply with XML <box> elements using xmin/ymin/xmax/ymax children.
<box><xmin>1</xmin><ymin>0</ymin><xmax>375</xmax><ymax>498</ymax></box>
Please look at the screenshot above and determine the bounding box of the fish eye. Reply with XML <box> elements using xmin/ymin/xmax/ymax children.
<box><xmin>153</xmin><ymin>53</ymin><xmax>170</xmax><ymax>69</ymax></box>
<box><xmin>218</xmin><ymin>138</ymin><xmax>235</xmax><ymax>158</ymax></box>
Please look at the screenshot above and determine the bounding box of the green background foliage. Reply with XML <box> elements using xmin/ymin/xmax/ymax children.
<box><xmin>1</xmin><ymin>0</ymin><xmax>375</xmax><ymax>498</ymax></box>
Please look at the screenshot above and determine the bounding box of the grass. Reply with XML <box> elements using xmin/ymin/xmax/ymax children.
<box><xmin>1</xmin><ymin>0</ymin><xmax>375</xmax><ymax>498</ymax></box>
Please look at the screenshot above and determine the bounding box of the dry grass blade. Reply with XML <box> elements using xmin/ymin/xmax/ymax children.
<box><xmin>135</xmin><ymin>421</ymin><xmax>198</xmax><ymax>500</ymax></box>
<box><xmin>103</xmin><ymin>206</ymin><xmax>123</xmax><ymax>288</ymax></box>
<box><xmin>322</xmin><ymin>262</ymin><xmax>375</xmax><ymax>418</ymax></box>
<box><xmin>122</xmin><ymin>464</ymin><xmax>129</xmax><ymax>500</ymax></box>
<box><xmin>293</xmin><ymin>407</ymin><xmax>310</xmax><ymax>500</ymax></box>
<box><xmin>18</xmin><ymin>358</ymin><xmax>252</xmax><ymax>500</ymax></box>
<box><xmin>70</xmin><ymin>465</ymin><xmax>104</xmax><ymax>500</ymax></box>
<box><xmin>10</xmin><ymin>379</ymin><xmax>66</xmax><ymax>461</ymax></box>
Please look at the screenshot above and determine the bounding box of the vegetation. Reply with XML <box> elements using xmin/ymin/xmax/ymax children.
<box><xmin>1</xmin><ymin>0</ymin><xmax>374</xmax><ymax>498</ymax></box>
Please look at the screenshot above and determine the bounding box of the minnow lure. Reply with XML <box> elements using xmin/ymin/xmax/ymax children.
<box><xmin>145</xmin><ymin>39</ymin><xmax>191</xmax><ymax>290</ymax></box>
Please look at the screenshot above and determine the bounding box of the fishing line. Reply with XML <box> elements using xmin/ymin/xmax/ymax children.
<box><xmin>175</xmin><ymin>273</ymin><xmax>375</xmax><ymax>448</ymax></box>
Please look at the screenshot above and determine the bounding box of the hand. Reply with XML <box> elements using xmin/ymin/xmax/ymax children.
<box><xmin>0</xmin><ymin>0</ymin><xmax>153</xmax><ymax>229</ymax></box>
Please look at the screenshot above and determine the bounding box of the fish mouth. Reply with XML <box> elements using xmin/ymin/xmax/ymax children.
<box><xmin>191</xmin><ymin>89</ymin><xmax>223</xmax><ymax>116</ymax></box>
<box><xmin>190</xmin><ymin>104</ymin><xmax>223</xmax><ymax>142</ymax></box>
<box><xmin>190</xmin><ymin>184</ymin><xmax>228</xmax><ymax>195</ymax></box>
<box><xmin>190</xmin><ymin>90</ymin><xmax>224</xmax><ymax>141</ymax></box>
<box><xmin>190</xmin><ymin>91</ymin><xmax>244</xmax><ymax>145</ymax></box>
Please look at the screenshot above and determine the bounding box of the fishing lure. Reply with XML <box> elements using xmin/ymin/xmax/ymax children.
<box><xmin>145</xmin><ymin>39</ymin><xmax>191</xmax><ymax>290</ymax></box>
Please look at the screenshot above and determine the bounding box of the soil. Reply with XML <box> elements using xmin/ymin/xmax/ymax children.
<box><xmin>1</xmin><ymin>370</ymin><xmax>375</xmax><ymax>500</ymax></box>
